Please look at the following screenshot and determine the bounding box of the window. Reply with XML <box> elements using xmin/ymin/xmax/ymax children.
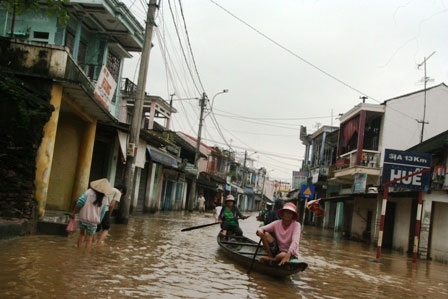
<box><xmin>65</xmin><ymin>31</ymin><xmax>75</xmax><ymax>53</ymax></box>
<box><xmin>33</xmin><ymin>31</ymin><xmax>49</xmax><ymax>39</ymax></box>
<box><xmin>106</xmin><ymin>51</ymin><xmax>120</xmax><ymax>81</ymax></box>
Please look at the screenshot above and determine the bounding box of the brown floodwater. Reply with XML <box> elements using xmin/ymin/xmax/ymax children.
<box><xmin>0</xmin><ymin>211</ymin><xmax>447</xmax><ymax>298</ymax></box>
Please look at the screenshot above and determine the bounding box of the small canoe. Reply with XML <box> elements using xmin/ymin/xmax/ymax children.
<box><xmin>217</xmin><ymin>235</ymin><xmax>308</xmax><ymax>277</ymax></box>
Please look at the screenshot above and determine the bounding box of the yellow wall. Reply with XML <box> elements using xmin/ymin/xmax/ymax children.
<box><xmin>34</xmin><ymin>84</ymin><xmax>62</xmax><ymax>216</ymax></box>
<box><xmin>45</xmin><ymin>94</ymin><xmax>97</xmax><ymax>211</ymax></box>
<box><xmin>46</xmin><ymin>111</ymin><xmax>85</xmax><ymax>210</ymax></box>
<box><xmin>71</xmin><ymin>117</ymin><xmax>97</xmax><ymax>207</ymax></box>
<box><xmin>35</xmin><ymin>83</ymin><xmax>98</xmax><ymax>214</ymax></box>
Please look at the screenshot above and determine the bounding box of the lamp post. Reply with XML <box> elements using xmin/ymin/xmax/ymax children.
<box><xmin>195</xmin><ymin>89</ymin><xmax>229</xmax><ymax>165</ymax></box>
<box><xmin>187</xmin><ymin>89</ymin><xmax>229</xmax><ymax>212</ymax></box>
<box><xmin>205</xmin><ymin>89</ymin><xmax>229</xmax><ymax>118</ymax></box>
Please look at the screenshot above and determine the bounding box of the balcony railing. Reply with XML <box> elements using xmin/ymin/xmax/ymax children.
<box><xmin>335</xmin><ymin>149</ymin><xmax>381</xmax><ymax>170</ymax></box>
<box><xmin>2</xmin><ymin>38</ymin><xmax>96</xmax><ymax>95</ymax></box>
<box><xmin>121</xmin><ymin>78</ymin><xmax>137</xmax><ymax>93</ymax></box>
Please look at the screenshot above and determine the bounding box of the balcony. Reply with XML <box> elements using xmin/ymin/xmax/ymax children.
<box><xmin>0</xmin><ymin>38</ymin><xmax>116</xmax><ymax>124</ymax></box>
<box><xmin>333</xmin><ymin>149</ymin><xmax>381</xmax><ymax>185</ymax></box>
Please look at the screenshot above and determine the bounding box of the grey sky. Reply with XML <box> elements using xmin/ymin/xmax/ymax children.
<box><xmin>121</xmin><ymin>0</ymin><xmax>448</xmax><ymax>182</ymax></box>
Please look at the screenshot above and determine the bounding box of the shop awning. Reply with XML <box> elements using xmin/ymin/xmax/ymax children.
<box><xmin>197</xmin><ymin>175</ymin><xmax>217</xmax><ymax>191</ymax></box>
<box><xmin>230</xmin><ymin>183</ymin><xmax>244</xmax><ymax>194</ymax></box>
<box><xmin>320</xmin><ymin>195</ymin><xmax>352</xmax><ymax>202</ymax></box>
<box><xmin>117</xmin><ymin>130</ymin><xmax>128</xmax><ymax>161</ymax></box>
<box><xmin>146</xmin><ymin>145</ymin><xmax>178</xmax><ymax>168</ymax></box>
<box><xmin>209</xmin><ymin>174</ymin><xmax>227</xmax><ymax>184</ymax></box>
<box><xmin>135</xmin><ymin>140</ymin><xmax>146</xmax><ymax>168</ymax></box>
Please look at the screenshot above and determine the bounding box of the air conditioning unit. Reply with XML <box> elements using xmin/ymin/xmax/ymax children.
<box><xmin>127</xmin><ymin>143</ymin><xmax>136</xmax><ymax>157</ymax></box>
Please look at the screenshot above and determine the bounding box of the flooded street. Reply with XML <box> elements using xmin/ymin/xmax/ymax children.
<box><xmin>0</xmin><ymin>211</ymin><xmax>447</xmax><ymax>298</ymax></box>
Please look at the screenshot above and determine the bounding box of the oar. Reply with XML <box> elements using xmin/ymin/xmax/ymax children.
<box><xmin>247</xmin><ymin>239</ymin><xmax>262</xmax><ymax>275</ymax></box>
<box><xmin>181</xmin><ymin>222</ymin><xmax>219</xmax><ymax>232</ymax></box>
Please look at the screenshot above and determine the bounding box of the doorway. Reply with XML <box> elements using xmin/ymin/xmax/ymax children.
<box><xmin>383</xmin><ymin>201</ymin><xmax>396</xmax><ymax>249</ymax></box>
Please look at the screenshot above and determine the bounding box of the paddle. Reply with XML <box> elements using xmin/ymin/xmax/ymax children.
<box><xmin>247</xmin><ymin>238</ymin><xmax>262</xmax><ymax>275</ymax></box>
<box><xmin>181</xmin><ymin>222</ymin><xmax>219</xmax><ymax>232</ymax></box>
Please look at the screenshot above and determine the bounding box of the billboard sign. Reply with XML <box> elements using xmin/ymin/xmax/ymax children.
<box><xmin>93</xmin><ymin>65</ymin><xmax>117</xmax><ymax>110</ymax></box>
<box><xmin>353</xmin><ymin>173</ymin><xmax>367</xmax><ymax>193</ymax></box>
<box><xmin>292</xmin><ymin>171</ymin><xmax>307</xmax><ymax>190</ymax></box>
<box><xmin>382</xmin><ymin>149</ymin><xmax>432</xmax><ymax>190</ymax></box>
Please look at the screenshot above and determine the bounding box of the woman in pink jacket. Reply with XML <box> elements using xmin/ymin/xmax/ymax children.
<box><xmin>256</xmin><ymin>202</ymin><xmax>301</xmax><ymax>265</ymax></box>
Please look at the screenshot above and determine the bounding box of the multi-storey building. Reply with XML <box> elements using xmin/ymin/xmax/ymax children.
<box><xmin>408</xmin><ymin>130</ymin><xmax>448</xmax><ymax>262</ymax></box>
<box><xmin>0</xmin><ymin>1</ymin><xmax>145</xmax><ymax>228</ymax></box>
<box><xmin>301</xmin><ymin>83</ymin><xmax>448</xmax><ymax>261</ymax></box>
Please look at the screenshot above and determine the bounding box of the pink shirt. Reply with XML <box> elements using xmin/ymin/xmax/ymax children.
<box><xmin>260</xmin><ymin>220</ymin><xmax>301</xmax><ymax>257</ymax></box>
<box><xmin>77</xmin><ymin>189</ymin><xmax>108</xmax><ymax>225</ymax></box>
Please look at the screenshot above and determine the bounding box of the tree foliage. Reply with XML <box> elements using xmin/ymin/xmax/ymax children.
<box><xmin>0</xmin><ymin>0</ymin><xmax>70</xmax><ymax>26</ymax></box>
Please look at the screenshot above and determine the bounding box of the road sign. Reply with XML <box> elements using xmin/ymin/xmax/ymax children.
<box><xmin>300</xmin><ymin>185</ymin><xmax>315</xmax><ymax>199</ymax></box>
<box><xmin>382</xmin><ymin>149</ymin><xmax>432</xmax><ymax>190</ymax></box>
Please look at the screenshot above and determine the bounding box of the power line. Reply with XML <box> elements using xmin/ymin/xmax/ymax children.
<box><xmin>201</xmin><ymin>138</ymin><xmax>302</xmax><ymax>161</ymax></box>
<box><xmin>155</xmin><ymin>28</ymin><xmax>197</xmax><ymax>133</ymax></box>
<box><xmin>207</xmin><ymin>0</ymin><xmax>424</xmax><ymax>125</ymax></box>
<box><xmin>214</xmin><ymin>108</ymin><xmax>336</xmax><ymax>129</ymax></box>
<box><xmin>224</xmin><ymin>129</ymin><xmax>298</xmax><ymax>137</ymax></box>
<box><xmin>208</xmin><ymin>0</ymin><xmax>379</xmax><ymax>103</ymax></box>
<box><xmin>215</xmin><ymin>110</ymin><xmax>334</xmax><ymax>122</ymax></box>
<box><xmin>177</xmin><ymin>0</ymin><xmax>206</xmax><ymax>92</ymax></box>
<box><xmin>167</xmin><ymin>0</ymin><xmax>203</xmax><ymax>95</ymax></box>
<box><xmin>208</xmin><ymin>110</ymin><xmax>232</xmax><ymax>148</ymax></box>
<box><xmin>213</xmin><ymin>112</ymin><xmax>302</xmax><ymax>130</ymax></box>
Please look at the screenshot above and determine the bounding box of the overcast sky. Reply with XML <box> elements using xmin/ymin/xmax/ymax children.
<box><xmin>121</xmin><ymin>0</ymin><xmax>448</xmax><ymax>183</ymax></box>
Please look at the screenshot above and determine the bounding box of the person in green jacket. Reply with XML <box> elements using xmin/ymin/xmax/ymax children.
<box><xmin>218</xmin><ymin>194</ymin><xmax>249</xmax><ymax>237</ymax></box>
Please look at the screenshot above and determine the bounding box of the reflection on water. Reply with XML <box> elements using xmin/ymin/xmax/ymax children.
<box><xmin>0</xmin><ymin>212</ymin><xmax>447</xmax><ymax>298</ymax></box>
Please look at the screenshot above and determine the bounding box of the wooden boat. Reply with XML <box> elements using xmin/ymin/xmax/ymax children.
<box><xmin>217</xmin><ymin>235</ymin><xmax>308</xmax><ymax>277</ymax></box>
<box><xmin>256</xmin><ymin>214</ymin><xmax>265</xmax><ymax>222</ymax></box>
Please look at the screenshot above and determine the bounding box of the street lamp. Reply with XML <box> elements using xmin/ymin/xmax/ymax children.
<box><xmin>206</xmin><ymin>89</ymin><xmax>229</xmax><ymax>118</ymax></box>
<box><xmin>188</xmin><ymin>89</ymin><xmax>228</xmax><ymax>211</ymax></box>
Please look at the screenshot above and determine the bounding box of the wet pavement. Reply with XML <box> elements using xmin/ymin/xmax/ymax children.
<box><xmin>0</xmin><ymin>211</ymin><xmax>447</xmax><ymax>298</ymax></box>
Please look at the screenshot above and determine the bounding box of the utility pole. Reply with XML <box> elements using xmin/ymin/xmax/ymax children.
<box><xmin>260</xmin><ymin>172</ymin><xmax>266</xmax><ymax>201</ymax></box>
<box><xmin>242</xmin><ymin>150</ymin><xmax>247</xmax><ymax>188</ymax></box>
<box><xmin>187</xmin><ymin>92</ymin><xmax>207</xmax><ymax>211</ymax></box>
<box><xmin>166</xmin><ymin>93</ymin><xmax>175</xmax><ymax>130</ymax></box>
<box><xmin>242</xmin><ymin>150</ymin><xmax>256</xmax><ymax>189</ymax></box>
<box><xmin>417</xmin><ymin>51</ymin><xmax>435</xmax><ymax>143</ymax></box>
<box><xmin>119</xmin><ymin>0</ymin><xmax>158</xmax><ymax>224</ymax></box>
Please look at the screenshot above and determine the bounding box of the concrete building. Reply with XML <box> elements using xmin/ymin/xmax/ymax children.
<box><xmin>0</xmin><ymin>1</ymin><xmax>144</xmax><ymax>226</ymax></box>
<box><xmin>408</xmin><ymin>130</ymin><xmax>448</xmax><ymax>262</ymax></box>
<box><xmin>301</xmin><ymin>83</ymin><xmax>448</xmax><ymax>261</ymax></box>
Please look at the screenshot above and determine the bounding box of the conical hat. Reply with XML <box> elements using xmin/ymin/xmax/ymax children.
<box><xmin>90</xmin><ymin>178</ymin><xmax>114</xmax><ymax>195</ymax></box>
